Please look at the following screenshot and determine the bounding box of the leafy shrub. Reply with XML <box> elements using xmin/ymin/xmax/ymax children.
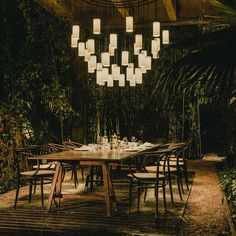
<box><xmin>219</xmin><ymin>168</ymin><xmax>236</xmax><ymax>224</ymax></box>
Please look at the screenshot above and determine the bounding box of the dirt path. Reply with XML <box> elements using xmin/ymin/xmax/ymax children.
<box><xmin>179</xmin><ymin>155</ymin><xmax>231</xmax><ymax>235</ymax></box>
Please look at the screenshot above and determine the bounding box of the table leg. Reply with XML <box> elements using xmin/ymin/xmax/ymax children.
<box><xmin>107</xmin><ymin>167</ymin><xmax>118</xmax><ymax>211</ymax></box>
<box><xmin>46</xmin><ymin>162</ymin><xmax>61</xmax><ymax>212</ymax></box>
<box><xmin>102</xmin><ymin>163</ymin><xmax>112</xmax><ymax>217</ymax></box>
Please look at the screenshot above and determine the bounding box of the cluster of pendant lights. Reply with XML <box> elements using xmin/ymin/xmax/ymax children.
<box><xmin>71</xmin><ymin>16</ymin><xmax>169</xmax><ymax>87</ymax></box>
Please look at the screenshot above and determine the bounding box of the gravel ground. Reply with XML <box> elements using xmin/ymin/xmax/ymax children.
<box><xmin>179</xmin><ymin>155</ymin><xmax>231</xmax><ymax>236</ymax></box>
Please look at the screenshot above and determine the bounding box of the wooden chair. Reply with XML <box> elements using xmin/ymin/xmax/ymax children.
<box><xmin>126</xmin><ymin>151</ymin><xmax>168</xmax><ymax>217</ymax></box>
<box><xmin>47</xmin><ymin>143</ymin><xmax>80</xmax><ymax>188</ymax></box>
<box><xmin>14</xmin><ymin>149</ymin><xmax>55</xmax><ymax>210</ymax></box>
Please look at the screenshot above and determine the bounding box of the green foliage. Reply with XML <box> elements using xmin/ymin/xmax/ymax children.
<box><xmin>219</xmin><ymin>167</ymin><xmax>236</xmax><ymax>223</ymax></box>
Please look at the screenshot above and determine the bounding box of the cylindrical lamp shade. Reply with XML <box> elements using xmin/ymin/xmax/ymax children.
<box><xmin>138</xmin><ymin>53</ymin><xmax>146</xmax><ymax>68</ymax></box>
<box><xmin>134</xmin><ymin>43</ymin><xmax>140</xmax><ymax>55</ymax></box>
<box><xmin>109</xmin><ymin>34</ymin><xmax>117</xmax><ymax>48</ymax></box>
<box><xmin>153</xmin><ymin>22</ymin><xmax>160</xmax><ymax>37</ymax></box>
<box><xmin>102</xmin><ymin>68</ymin><xmax>109</xmax><ymax>82</ymax></box>
<box><xmin>135</xmin><ymin>68</ymin><xmax>143</xmax><ymax>84</ymax></box>
<box><xmin>145</xmin><ymin>56</ymin><xmax>152</xmax><ymax>70</ymax></box>
<box><xmin>88</xmin><ymin>61</ymin><xmax>95</xmax><ymax>73</ymax></box>
<box><xmin>121</xmin><ymin>51</ymin><xmax>129</xmax><ymax>66</ymax></box>
<box><xmin>87</xmin><ymin>39</ymin><xmax>95</xmax><ymax>53</ymax></box>
<box><xmin>126</xmin><ymin>67</ymin><xmax>134</xmax><ymax>81</ymax></box>
<box><xmin>130</xmin><ymin>78</ymin><xmax>136</xmax><ymax>87</ymax></box>
<box><xmin>71</xmin><ymin>36</ymin><xmax>78</xmax><ymax>48</ymax></box>
<box><xmin>162</xmin><ymin>30</ymin><xmax>170</xmax><ymax>44</ymax></box>
<box><xmin>154</xmin><ymin>38</ymin><xmax>161</xmax><ymax>51</ymax></box>
<box><xmin>101</xmin><ymin>52</ymin><xmax>110</xmax><ymax>67</ymax></box>
<box><xmin>72</xmin><ymin>25</ymin><xmax>80</xmax><ymax>39</ymax></box>
<box><xmin>93</xmin><ymin>18</ymin><xmax>101</xmax><ymax>35</ymax></box>
<box><xmin>84</xmin><ymin>49</ymin><xmax>91</xmax><ymax>61</ymax></box>
<box><xmin>97</xmin><ymin>63</ymin><xmax>103</xmax><ymax>71</ymax></box>
<box><xmin>113</xmin><ymin>66</ymin><xmax>120</xmax><ymax>80</ymax></box>
<box><xmin>109</xmin><ymin>44</ymin><xmax>115</xmax><ymax>56</ymax></box>
<box><xmin>126</xmin><ymin>16</ymin><xmax>133</xmax><ymax>32</ymax></box>
<box><xmin>107</xmin><ymin>74</ymin><xmax>114</xmax><ymax>87</ymax></box>
<box><xmin>151</xmin><ymin>39</ymin><xmax>159</xmax><ymax>54</ymax></box>
<box><xmin>78</xmin><ymin>42</ymin><xmax>85</xmax><ymax>56</ymax></box>
<box><xmin>90</xmin><ymin>55</ymin><xmax>97</xmax><ymax>69</ymax></box>
<box><xmin>119</xmin><ymin>74</ymin><xmax>125</xmax><ymax>87</ymax></box>
<box><xmin>135</xmin><ymin>34</ymin><xmax>142</xmax><ymax>49</ymax></box>
<box><xmin>152</xmin><ymin>53</ymin><xmax>159</xmax><ymax>59</ymax></box>
<box><xmin>96</xmin><ymin>70</ymin><xmax>104</xmax><ymax>85</ymax></box>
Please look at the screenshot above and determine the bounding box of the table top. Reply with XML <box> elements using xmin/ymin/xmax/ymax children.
<box><xmin>29</xmin><ymin>144</ymin><xmax>161</xmax><ymax>162</ymax></box>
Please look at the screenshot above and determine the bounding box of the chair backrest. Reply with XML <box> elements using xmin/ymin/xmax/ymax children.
<box><xmin>63</xmin><ymin>141</ymin><xmax>83</xmax><ymax>149</ymax></box>
<box><xmin>13</xmin><ymin>148</ymin><xmax>36</xmax><ymax>176</ymax></box>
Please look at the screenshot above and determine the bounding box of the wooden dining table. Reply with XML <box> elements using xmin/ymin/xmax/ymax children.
<box><xmin>29</xmin><ymin>145</ymin><xmax>160</xmax><ymax>216</ymax></box>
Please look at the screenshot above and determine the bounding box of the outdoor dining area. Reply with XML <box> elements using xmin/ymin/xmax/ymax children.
<box><xmin>0</xmin><ymin>0</ymin><xmax>236</xmax><ymax>235</ymax></box>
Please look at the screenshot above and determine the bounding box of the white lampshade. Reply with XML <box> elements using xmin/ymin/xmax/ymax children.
<box><xmin>113</xmin><ymin>66</ymin><xmax>120</xmax><ymax>80</ymax></box>
<box><xmin>162</xmin><ymin>30</ymin><xmax>170</xmax><ymax>44</ymax></box>
<box><xmin>126</xmin><ymin>67</ymin><xmax>134</xmax><ymax>81</ymax></box>
<box><xmin>102</xmin><ymin>68</ymin><xmax>109</xmax><ymax>82</ymax></box>
<box><xmin>130</xmin><ymin>78</ymin><xmax>136</xmax><ymax>87</ymax></box>
<box><xmin>84</xmin><ymin>49</ymin><xmax>91</xmax><ymax>61</ymax></box>
<box><xmin>109</xmin><ymin>44</ymin><xmax>115</xmax><ymax>56</ymax></box>
<box><xmin>107</xmin><ymin>74</ymin><xmax>114</xmax><ymax>87</ymax></box>
<box><xmin>88</xmin><ymin>61</ymin><xmax>95</xmax><ymax>73</ymax></box>
<box><xmin>134</xmin><ymin>43</ymin><xmax>140</xmax><ymax>55</ymax></box>
<box><xmin>141</xmin><ymin>66</ymin><xmax>147</xmax><ymax>73</ymax></box>
<box><xmin>90</xmin><ymin>55</ymin><xmax>97</xmax><ymax>69</ymax></box>
<box><xmin>138</xmin><ymin>53</ymin><xmax>146</xmax><ymax>68</ymax></box>
<box><xmin>93</xmin><ymin>18</ymin><xmax>101</xmax><ymax>35</ymax></box>
<box><xmin>135</xmin><ymin>68</ymin><xmax>143</xmax><ymax>84</ymax></box>
<box><xmin>152</xmin><ymin>53</ymin><xmax>159</xmax><ymax>59</ymax></box>
<box><xmin>135</xmin><ymin>34</ymin><xmax>142</xmax><ymax>49</ymax></box>
<box><xmin>126</xmin><ymin>16</ymin><xmax>133</xmax><ymax>32</ymax></box>
<box><xmin>71</xmin><ymin>36</ymin><xmax>78</xmax><ymax>48</ymax></box>
<box><xmin>101</xmin><ymin>52</ymin><xmax>110</xmax><ymax>67</ymax></box>
<box><xmin>128</xmin><ymin>63</ymin><xmax>134</xmax><ymax>68</ymax></box>
<box><xmin>145</xmin><ymin>56</ymin><xmax>152</xmax><ymax>70</ymax></box>
<box><xmin>96</xmin><ymin>70</ymin><xmax>104</xmax><ymax>85</ymax></box>
<box><xmin>72</xmin><ymin>25</ymin><xmax>80</xmax><ymax>39</ymax></box>
<box><xmin>87</xmin><ymin>39</ymin><xmax>95</xmax><ymax>53</ymax></box>
<box><xmin>78</xmin><ymin>42</ymin><xmax>85</xmax><ymax>56</ymax></box>
<box><xmin>121</xmin><ymin>51</ymin><xmax>129</xmax><ymax>66</ymax></box>
<box><xmin>153</xmin><ymin>22</ymin><xmax>160</xmax><ymax>37</ymax></box>
<box><xmin>119</xmin><ymin>74</ymin><xmax>125</xmax><ymax>87</ymax></box>
<box><xmin>97</xmin><ymin>62</ymin><xmax>103</xmax><ymax>71</ymax></box>
<box><xmin>154</xmin><ymin>38</ymin><xmax>161</xmax><ymax>51</ymax></box>
<box><xmin>151</xmin><ymin>39</ymin><xmax>159</xmax><ymax>54</ymax></box>
<box><xmin>109</xmin><ymin>34</ymin><xmax>117</xmax><ymax>48</ymax></box>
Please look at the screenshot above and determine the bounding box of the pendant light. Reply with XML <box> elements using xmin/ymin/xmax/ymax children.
<box><xmin>153</xmin><ymin>22</ymin><xmax>160</xmax><ymax>37</ymax></box>
<box><xmin>78</xmin><ymin>42</ymin><xmax>85</xmax><ymax>56</ymax></box>
<box><xmin>162</xmin><ymin>30</ymin><xmax>170</xmax><ymax>44</ymax></box>
<box><xmin>101</xmin><ymin>52</ymin><xmax>110</xmax><ymax>67</ymax></box>
<box><xmin>93</xmin><ymin>18</ymin><xmax>101</xmax><ymax>35</ymax></box>
<box><xmin>119</xmin><ymin>74</ymin><xmax>125</xmax><ymax>87</ymax></box>
<box><xmin>87</xmin><ymin>39</ymin><xmax>95</xmax><ymax>53</ymax></box>
<box><xmin>135</xmin><ymin>34</ymin><xmax>142</xmax><ymax>49</ymax></box>
<box><xmin>121</xmin><ymin>51</ymin><xmax>129</xmax><ymax>66</ymax></box>
<box><xmin>126</xmin><ymin>16</ymin><xmax>133</xmax><ymax>32</ymax></box>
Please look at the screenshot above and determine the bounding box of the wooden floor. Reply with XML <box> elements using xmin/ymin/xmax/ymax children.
<box><xmin>0</xmin><ymin>169</ymin><xmax>193</xmax><ymax>236</ymax></box>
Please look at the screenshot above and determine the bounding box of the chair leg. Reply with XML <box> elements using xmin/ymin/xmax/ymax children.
<box><xmin>177</xmin><ymin>177</ymin><xmax>183</xmax><ymax>200</ymax></box>
<box><xmin>128</xmin><ymin>179</ymin><xmax>133</xmax><ymax>214</ymax></box>
<box><xmin>72</xmin><ymin>165</ymin><xmax>78</xmax><ymax>189</ymax></box>
<box><xmin>162</xmin><ymin>180</ymin><xmax>167</xmax><ymax>211</ymax></box>
<box><xmin>155</xmin><ymin>182</ymin><xmax>159</xmax><ymax>218</ymax></box>
<box><xmin>137</xmin><ymin>181</ymin><xmax>141</xmax><ymax>210</ymax></box>
<box><xmin>178</xmin><ymin>170</ymin><xmax>184</xmax><ymax>193</ymax></box>
<box><xmin>29</xmin><ymin>179</ymin><xmax>33</xmax><ymax>203</ymax></box>
<box><xmin>80</xmin><ymin>165</ymin><xmax>84</xmax><ymax>181</ymax></box>
<box><xmin>168</xmin><ymin>173</ymin><xmax>174</xmax><ymax>205</ymax></box>
<box><xmin>184</xmin><ymin>166</ymin><xmax>189</xmax><ymax>190</ymax></box>
<box><xmin>14</xmin><ymin>180</ymin><xmax>20</xmax><ymax>209</ymax></box>
<box><xmin>33</xmin><ymin>179</ymin><xmax>37</xmax><ymax>194</ymax></box>
<box><xmin>144</xmin><ymin>185</ymin><xmax>148</xmax><ymax>202</ymax></box>
<box><xmin>40</xmin><ymin>177</ymin><xmax>44</xmax><ymax>210</ymax></box>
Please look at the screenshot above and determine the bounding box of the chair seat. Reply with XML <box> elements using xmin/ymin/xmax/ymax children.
<box><xmin>127</xmin><ymin>172</ymin><xmax>165</xmax><ymax>179</ymax></box>
<box><xmin>146</xmin><ymin>165</ymin><xmax>177</xmax><ymax>173</ymax></box>
<box><xmin>33</xmin><ymin>164</ymin><xmax>55</xmax><ymax>170</ymax></box>
<box><xmin>21</xmin><ymin>170</ymin><xmax>55</xmax><ymax>176</ymax></box>
<box><xmin>160</xmin><ymin>160</ymin><xmax>184</xmax><ymax>166</ymax></box>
